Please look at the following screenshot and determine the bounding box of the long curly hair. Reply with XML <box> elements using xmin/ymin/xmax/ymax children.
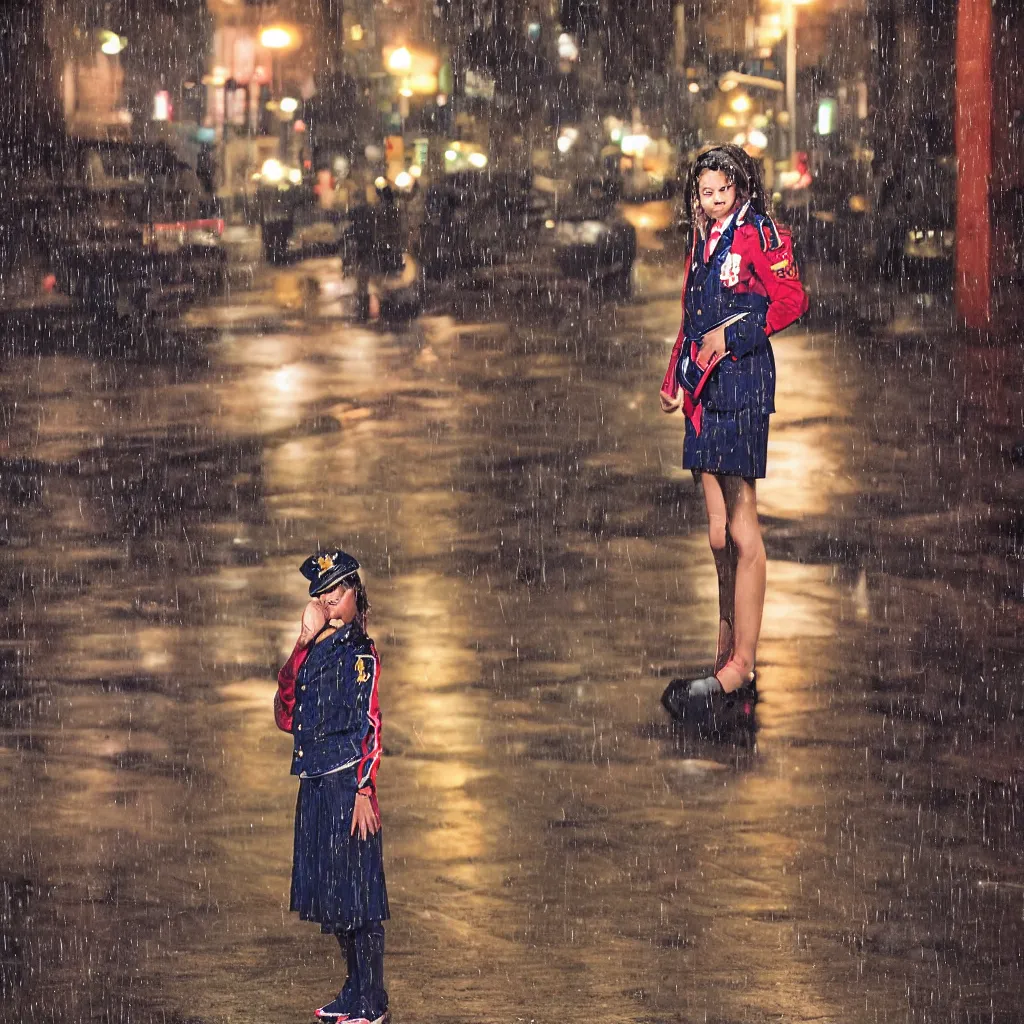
<box><xmin>686</xmin><ymin>144</ymin><xmax>770</xmax><ymax>237</ymax></box>
<box><xmin>348</xmin><ymin>574</ymin><xmax>371</xmax><ymax>633</ymax></box>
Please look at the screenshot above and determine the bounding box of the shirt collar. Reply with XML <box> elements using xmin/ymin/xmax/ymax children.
<box><xmin>709</xmin><ymin>211</ymin><xmax>735</xmax><ymax>236</ymax></box>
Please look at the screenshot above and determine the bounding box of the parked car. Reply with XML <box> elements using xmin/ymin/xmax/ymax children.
<box><xmin>776</xmin><ymin>163</ymin><xmax>872</xmax><ymax>269</ymax></box>
<box><xmin>416</xmin><ymin>171</ymin><xmax>636</xmax><ymax>294</ymax></box>
<box><xmin>417</xmin><ymin>171</ymin><xmax>539</xmax><ymax>279</ymax></box>
<box><xmin>874</xmin><ymin>158</ymin><xmax>956</xmax><ymax>288</ymax></box>
<box><xmin>547</xmin><ymin>185</ymin><xmax>637</xmax><ymax>295</ymax></box>
<box><xmin>45</xmin><ymin>139</ymin><xmax>226</xmax><ymax>316</ymax></box>
<box><xmin>0</xmin><ymin>171</ymin><xmax>67</xmax><ymax>315</ymax></box>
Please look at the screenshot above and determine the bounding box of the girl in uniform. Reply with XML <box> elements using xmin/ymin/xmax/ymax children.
<box><xmin>275</xmin><ymin>549</ymin><xmax>389</xmax><ymax>1023</ymax></box>
<box><xmin>658</xmin><ymin>145</ymin><xmax>808</xmax><ymax>727</ymax></box>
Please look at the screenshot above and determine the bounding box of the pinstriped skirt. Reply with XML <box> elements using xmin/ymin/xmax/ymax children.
<box><xmin>683</xmin><ymin>407</ymin><xmax>770</xmax><ymax>480</ymax></box>
<box><xmin>290</xmin><ymin>772</ymin><xmax>390</xmax><ymax>933</ymax></box>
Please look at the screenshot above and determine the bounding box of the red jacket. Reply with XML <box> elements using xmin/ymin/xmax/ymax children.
<box><xmin>274</xmin><ymin>642</ymin><xmax>307</xmax><ymax>733</ymax></box>
<box><xmin>660</xmin><ymin>207</ymin><xmax>808</xmax><ymax>399</ymax></box>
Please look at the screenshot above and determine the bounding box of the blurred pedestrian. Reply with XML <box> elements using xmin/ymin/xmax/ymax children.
<box><xmin>275</xmin><ymin>550</ymin><xmax>389</xmax><ymax>1023</ymax></box>
<box><xmin>658</xmin><ymin>144</ymin><xmax>808</xmax><ymax>731</ymax></box>
<box><xmin>348</xmin><ymin>183</ymin><xmax>403</xmax><ymax>322</ymax></box>
<box><xmin>196</xmin><ymin>142</ymin><xmax>216</xmax><ymax>195</ymax></box>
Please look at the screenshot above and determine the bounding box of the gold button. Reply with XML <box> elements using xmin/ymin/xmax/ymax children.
<box><xmin>297</xmin><ymin>749</ymin><xmax>303</xmax><ymax>757</ymax></box>
<box><xmin>297</xmin><ymin>724</ymin><xmax>302</xmax><ymax>731</ymax></box>
<box><xmin>697</xmin><ymin>308</ymin><xmax>702</xmax><ymax>315</ymax></box>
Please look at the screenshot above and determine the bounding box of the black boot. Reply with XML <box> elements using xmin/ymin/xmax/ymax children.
<box><xmin>662</xmin><ymin>672</ymin><xmax>757</xmax><ymax>733</ymax></box>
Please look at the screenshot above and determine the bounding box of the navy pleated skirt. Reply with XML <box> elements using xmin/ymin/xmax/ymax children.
<box><xmin>683</xmin><ymin>406</ymin><xmax>770</xmax><ymax>480</ymax></box>
<box><xmin>291</xmin><ymin>772</ymin><xmax>390</xmax><ymax>933</ymax></box>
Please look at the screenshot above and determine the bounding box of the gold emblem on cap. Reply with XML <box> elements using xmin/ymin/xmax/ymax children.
<box><xmin>317</xmin><ymin>553</ymin><xmax>335</xmax><ymax>576</ymax></box>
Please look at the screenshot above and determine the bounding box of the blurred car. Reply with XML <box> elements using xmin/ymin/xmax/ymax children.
<box><xmin>0</xmin><ymin>171</ymin><xmax>68</xmax><ymax>316</ymax></box>
<box><xmin>874</xmin><ymin>158</ymin><xmax>956</xmax><ymax>288</ymax></box>
<box><xmin>45</xmin><ymin>139</ymin><xmax>226</xmax><ymax>315</ymax></box>
<box><xmin>417</xmin><ymin>171</ymin><xmax>539</xmax><ymax>279</ymax></box>
<box><xmin>775</xmin><ymin>159</ymin><xmax>872</xmax><ymax>269</ymax></box>
<box><xmin>546</xmin><ymin>186</ymin><xmax>637</xmax><ymax>295</ymax></box>
<box><xmin>416</xmin><ymin>171</ymin><xmax>636</xmax><ymax>294</ymax></box>
<box><xmin>255</xmin><ymin>161</ymin><xmax>414</xmax><ymax>265</ymax></box>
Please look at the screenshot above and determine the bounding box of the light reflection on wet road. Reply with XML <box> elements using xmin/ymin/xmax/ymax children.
<box><xmin>1</xmin><ymin>261</ymin><xmax>1021</xmax><ymax>1024</ymax></box>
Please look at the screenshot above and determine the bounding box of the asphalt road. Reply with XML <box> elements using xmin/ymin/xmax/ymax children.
<box><xmin>0</xmin><ymin>257</ymin><xmax>1021</xmax><ymax>1024</ymax></box>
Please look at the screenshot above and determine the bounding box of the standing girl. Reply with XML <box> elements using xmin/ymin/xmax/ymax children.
<box><xmin>275</xmin><ymin>549</ymin><xmax>389</xmax><ymax>1023</ymax></box>
<box><xmin>658</xmin><ymin>145</ymin><xmax>808</xmax><ymax>727</ymax></box>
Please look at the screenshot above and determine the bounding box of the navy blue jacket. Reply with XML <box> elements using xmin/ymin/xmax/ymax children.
<box><xmin>684</xmin><ymin>213</ymin><xmax>775</xmax><ymax>413</ymax></box>
<box><xmin>289</xmin><ymin>623</ymin><xmax>382</xmax><ymax>784</ymax></box>
<box><xmin>663</xmin><ymin>202</ymin><xmax>809</xmax><ymax>417</ymax></box>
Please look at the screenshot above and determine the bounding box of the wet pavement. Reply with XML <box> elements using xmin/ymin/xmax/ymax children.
<box><xmin>1</xmin><ymin>255</ymin><xmax>1022</xmax><ymax>1024</ymax></box>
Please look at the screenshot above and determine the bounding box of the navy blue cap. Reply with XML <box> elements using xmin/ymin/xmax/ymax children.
<box><xmin>299</xmin><ymin>549</ymin><xmax>361</xmax><ymax>596</ymax></box>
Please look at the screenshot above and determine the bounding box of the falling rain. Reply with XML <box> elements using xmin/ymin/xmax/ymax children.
<box><xmin>0</xmin><ymin>0</ymin><xmax>1022</xmax><ymax>1022</ymax></box>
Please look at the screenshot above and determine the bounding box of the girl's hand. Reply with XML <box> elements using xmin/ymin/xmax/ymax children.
<box><xmin>659</xmin><ymin>390</ymin><xmax>682</xmax><ymax>413</ymax></box>
<box><xmin>351</xmin><ymin>792</ymin><xmax>380</xmax><ymax>839</ymax></box>
<box><xmin>297</xmin><ymin>598</ymin><xmax>328</xmax><ymax>648</ymax></box>
<box><xmin>698</xmin><ymin>326</ymin><xmax>727</xmax><ymax>368</ymax></box>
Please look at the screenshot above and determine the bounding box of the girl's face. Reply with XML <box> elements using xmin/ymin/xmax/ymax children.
<box><xmin>697</xmin><ymin>169</ymin><xmax>738</xmax><ymax>222</ymax></box>
<box><xmin>319</xmin><ymin>582</ymin><xmax>358</xmax><ymax>624</ymax></box>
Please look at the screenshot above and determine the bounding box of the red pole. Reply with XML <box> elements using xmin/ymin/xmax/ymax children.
<box><xmin>955</xmin><ymin>0</ymin><xmax>993</xmax><ymax>329</ymax></box>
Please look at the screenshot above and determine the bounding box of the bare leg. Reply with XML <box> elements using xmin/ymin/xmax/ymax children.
<box><xmin>713</xmin><ymin>534</ymin><xmax>738</xmax><ymax>672</ymax></box>
<box><xmin>698</xmin><ymin>471</ymin><xmax>736</xmax><ymax>672</ymax></box>
<box><xmin>716</xmin><ymin>474</ymin><xmax>765</xmax><ymax>692</ymax></box>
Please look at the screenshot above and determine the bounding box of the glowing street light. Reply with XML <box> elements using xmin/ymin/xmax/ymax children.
<box><xmin>387</xmin><ymin>47</ymin><xmax>412</xmax><ymax>74</ymax></box>
<box><xmin>557</xmin><ymin>33</ymin><xmax>579</xmax><ymax>61</ymax></box>
<box><xmin>260</xmin><ymin>26</ymin><xmax>294</xmax><ymax>50</ymax></box>
<box><xmin>99</xmin><ymin>30</ymin><xmax>126</xmax><ymax>56</ymax></box>
<box><xmin>621</xmin><ymin>134</ymin><xmax>651</xmax><ymax>157</ymax></box>
<box><xmin>776</xmin><ymin>0</ymin><xmax>814</xmax><ymax>158</ymax></box>
<box><xmin>279</xmin><ymin>96</ymin><xmax>299</xmax><ymax>114</ymax></box>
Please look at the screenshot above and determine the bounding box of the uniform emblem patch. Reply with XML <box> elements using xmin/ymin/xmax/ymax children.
<box><xmin>355</xmin><ymin>657</ymin><xmax>372</xmax><ymax>684</ymax></box>
<box><xmin>317</xmin><ymin>553</ymin><xmax>335</xmax><ymax>575</ymax></box>
<box><xmin>771</xmin><ymin>256</ymin><xmax>799</xmax><ymax>280</ymax></box>
<box><xmin>720</xmin><ymin>252</ymin><xmax>742</xmax><ymax>287</ymax></box>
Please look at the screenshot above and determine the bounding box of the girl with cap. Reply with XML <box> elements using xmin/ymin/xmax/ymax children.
<box><xmin>658</xmin><ymin>145</ymin><xmax>808</xmax><ymax>730</ymax></box>
<box><xmin>275</xmin><ymin>549</ymin><xmax>389</xmax><ymax>1023</ymax></box>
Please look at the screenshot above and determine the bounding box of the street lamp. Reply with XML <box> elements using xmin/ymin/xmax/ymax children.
<box><xmin>779</xmin><ymin>0</ymin><xmax>813</xmax><ymax>161</ymax></box>
<box><xmin>258</xmin><ymin>27</ymin><xmax>300</xmax><ymax>160</ymax></box>
<box><xmin>387</xmin><ymin>47</ymin><xmax>412</xmax><ymax>74</ymax></box>
<box><xmin>98</xmin><ymin>30</ymin><xmax>126</xmax><ymax>56</ymax></box>
<box><xmin>260</xmin><ymin>27</ymin><xmax>294</xmax><ymax>50</ymax></box>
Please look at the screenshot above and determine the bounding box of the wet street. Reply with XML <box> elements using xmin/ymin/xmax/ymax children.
<box><xmin>1</xmin><ymin>256</ymin><xmax>1022</xmax><ymax>1024</ymax></box>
